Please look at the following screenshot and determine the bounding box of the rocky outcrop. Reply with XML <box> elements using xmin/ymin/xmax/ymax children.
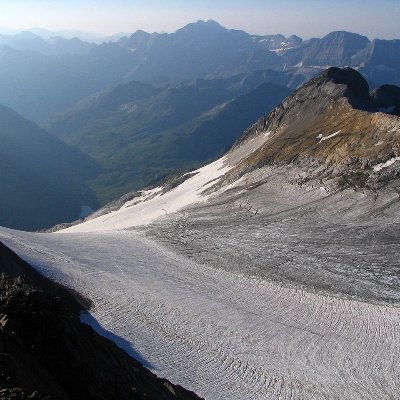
<box><xmin>0</xmin><ymin>242</ymin><xmax>202</xmax><ymax>400</ymax></box>
<box><xmin>223</xmin><ymin>67</ymin><xmax>400</xmax><ymax>191</ymax></box>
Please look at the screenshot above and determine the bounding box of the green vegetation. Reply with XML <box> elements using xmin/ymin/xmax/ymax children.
<box><xmin>49</xmin><ymin>78</ymin><xmax>290</xmax><ymax>203</ymax></box>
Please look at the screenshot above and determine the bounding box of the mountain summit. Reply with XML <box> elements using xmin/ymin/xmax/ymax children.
<box><xmin>224</xmin><ymin>67</ymin><xmax>400</xmax><ymax>191</ymax></box>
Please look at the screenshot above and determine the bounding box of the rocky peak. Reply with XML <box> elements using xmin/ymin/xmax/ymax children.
<box><xmin>322</xmin><ymin>31</ymin><xmax>370</xmax><ymax>47</ymax></box>
<box><xmin>118</xmin><ymin>29</ymin><xmax>152</xmax><ymax>50</ymax></box>
<box><xmin>264</xmin><ymin>67</ymin><xmax>374</xmax><ymax>131</ymax></box>
<box><xmin>229</xmin><ymin>67</ymin><xmax>400</xmax><ymax>192</ymax></box>
<box><xmin>176</xmin><ymin>19</ymin><xmax>226</xmax><ymax>36</ymax></box>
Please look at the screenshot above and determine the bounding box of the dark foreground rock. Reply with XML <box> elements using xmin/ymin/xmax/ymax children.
<box><xmin>0</xmin><ymin>242</ymin><xmax>202</xmax><ymax>400</ymax></box>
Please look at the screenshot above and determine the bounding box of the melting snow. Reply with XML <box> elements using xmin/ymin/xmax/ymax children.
<box><xmin>373</xmin><ymin>157</ymin><xmax>400</xmax><ymax>172</ymax></box>
<box><xmin>318</xmin><ymin>130</ymin><xmax>342</xmax><ymax>143</ymax></box>
<box><xmin>264</xmin><ymin>130</ymin><xmax>272</xmax><ymax>138</ymax></box>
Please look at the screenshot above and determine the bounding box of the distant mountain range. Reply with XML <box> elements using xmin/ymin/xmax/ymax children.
<box><xmin>0</xmin><ymin>20</ymin><xmax>398</xmax><ymax>123</ymax></box>
<box><xmin>0</xmin><ymin>31</ymin><xmax>96</xmax><ymax>55</ymax></box>
<box><xmin>0</xmin><ymin>105</ymin><xmax>100</xmax><ymax>230</ymax></box>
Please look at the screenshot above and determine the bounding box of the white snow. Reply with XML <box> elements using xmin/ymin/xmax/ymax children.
<box><xmin>0</xmin><ymin>227</ymin><xmax>399</xmax><ymax>400</ymax></box>
<box><xmin>62</xmin><ymin>156</ymin><xmax>232</xmax><ymax>232</ymax></box>
<box><xmin>373</xmin><ymin>156</ymin><xmax>400</xmax><ymax>172</ymax></box>
<box><xmin>318</xmin><ymin>130</ymin><xmax>342</xmax><ymax>143</ymax></box>
<box><xmin>264</xmin><ymin>130</ymin><xmax>272</xmax><ymax>138</ymax></box>
<box><xmin>0</xmin><ymin>126</ymin><xmax>399</xmax><ymax>399</ymax></box>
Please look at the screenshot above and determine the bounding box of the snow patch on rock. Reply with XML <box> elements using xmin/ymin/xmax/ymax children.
<box><xmin>373</xmin><ymin>157</ymin><xmax>400</xmax><ymax>172</ymax></box>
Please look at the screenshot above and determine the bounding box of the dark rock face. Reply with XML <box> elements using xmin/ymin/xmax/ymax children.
<box><xmin>371</xmin><ymin>85</ymin><xmax>400</xmax><ymax>116</ymax></box>
<box><xmin>0</xmin><ymin>242</ymin><xmax>202</xmax><ymax>400</ymax></box>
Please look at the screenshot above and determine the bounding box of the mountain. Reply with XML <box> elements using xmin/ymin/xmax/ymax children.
<box><xmin>0</xmin><ymin>31</ymin><xmax>96</xmax><ymax>55</ymax></box>
<box><xmin>49</xmin><ymin>75</ymin><xmax>291</xmax><ymax>203</ymax></box>
<box><xmin>0</xmin><ymin>242</ymin><xmax>202</xmax><ymax>400</ymax></box>
<box><xmin>0</xmin><ymin>21</ymin><xmax>398</xmax><ymax>123</ymax></box>
<box><xmin>222</xmin><ymin>67</ymin><xmax>400</xmax><ymax>190</ymax></box>
<box><xmin>357</xmin><ymin>39</ymin><xmax>400</xmax><ymax>87</ymax></box>
<box><xmin>251</xmin><ymin>33</ymin><xmax>303</xmax><ymax>55</ymax></box>
<box><xmin>117</xmin><ymin>20</ymin><xmax>283</xmax><ymax>82</ymax></box>
<box><xmin>0</xmin><ymin>105</ymin><xmax>100</xmax><ymax>231</ymax></box>
<box><xmin>56</xmin><ymin>67</ymin><xmax>400</xmax><ymax>306</ymax></box>
<box><xmin>283</xmin><ymin>31</ymin><xmax>370</xmax><ymax>67</ymax></box>
<box><xmin>65</xmin><ymin>67</ymin><xmax>400</xmax><ymax>227</ymax></box>
<box><xmin>1</xmin><ymin>68</ymin><xmax>398</xmax><ymax>400</ymax></box>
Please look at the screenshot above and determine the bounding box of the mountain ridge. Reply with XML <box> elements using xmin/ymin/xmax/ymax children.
<box><xmin>1</xmin><ymin>20</ymin><xmax>399</xmax><ymax>122</ymax></box>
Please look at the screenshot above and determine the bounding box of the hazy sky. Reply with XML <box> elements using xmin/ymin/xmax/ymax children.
<box><xmin>0</xmin><ymin>0</ymin><xmax>399</xmax><ymax>39</ymax></box>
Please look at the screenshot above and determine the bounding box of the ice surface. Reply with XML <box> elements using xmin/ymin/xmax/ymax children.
<box><xmin>0</xmin><ymin>204</ymin><xmax>399</xmax><ymax>400</ymax></box>
<box><xmin>0</xmin><ymin>130</ymin><xmax>399</xmax><ymax>399</ymax></box>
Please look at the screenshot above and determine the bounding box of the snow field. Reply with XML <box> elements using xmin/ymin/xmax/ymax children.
<box><xmin>0</xmin><ymin>227</ymin><xmax>399</xmax><ymax>400</ymax></box>
<box><xmin>62</xmin><ymin>156</ymin><xmax>232</xmax><ymax>232</ymax></box>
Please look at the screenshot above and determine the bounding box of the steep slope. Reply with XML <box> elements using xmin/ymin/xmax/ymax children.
<box><xmin>357</xmin><ymin>39</ymin><xmax>400</xmax><ymax>87</ymax></box>
<box><xmin>0</xmin><ymin>241</ymin><xmax>202</xmax><ymax>400</ymax></box>
<box><xmin>0</xmin><ymin>105</ymin><xmax>100</xmax><ymax>231</ymax></box>
<box><xmin>0</xmin><ymin>45</ymin><xmax>137</xmax><ymax>122</ymax></box>
<box><xmin>49</xmin><ymin>76</ymin><xmax>291</xmax><ymax>203</ymax></box>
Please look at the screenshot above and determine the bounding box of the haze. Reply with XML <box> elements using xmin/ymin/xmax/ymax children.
<box><xmin>0</xmin><ymin>0</ymin><xmax>399</xmax><ymax>39</ymax></box>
